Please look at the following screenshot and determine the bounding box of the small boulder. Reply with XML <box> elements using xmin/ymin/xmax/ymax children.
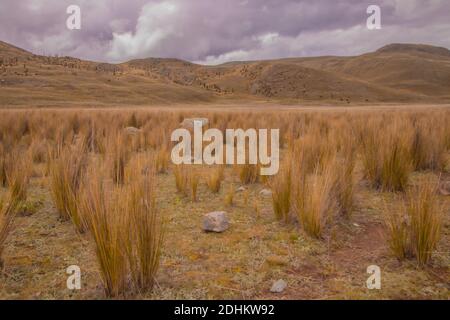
<box><xmin>270</xmin><ymin>279</ymin><xmax>287</xmax><ymax>293</ymax></box>
<box><xmin>180</xmin><ymin>118</ymin><xmax>209</xmax><ymax>129</ymax></box>
<box><xmin>202</xmin><ymin>211</ymin><xmax>229</xmax><ymax>233</ymax></box>
<box><xmin>236</xmin><ymin>186</ymin><xmax>246</xmax><ymax>192</ymax></box>
<box><xmin>260</xmin><ymin>189</ymin><xmax>272</xmax><ymax>196</ymax></box>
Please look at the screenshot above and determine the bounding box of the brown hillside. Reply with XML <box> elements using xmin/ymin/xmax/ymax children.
<box><xmin>0</xmin><ymin>41</ymin><xmax>449</xmax><ymax>107</ymax></box>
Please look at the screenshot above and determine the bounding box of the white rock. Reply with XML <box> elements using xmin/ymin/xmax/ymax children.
<box><xmin>236</xmin><ymin>186</ymin><xmax>246</xmax><ymax>192</ymax></box>
<box><xmin>439</xmin><ymin>181</ymin><xmax>450</xmax><ymax>196</ymax></box>
<box><xmin>180</xmin><ymin>118</ymin><xmax>209</xmax><ymax>129</ymax></box>
<box><xmin>124</xmin><ymin>126</ymin><xmax>141</xmax><ymax>135</ymax></box>
<box><xmin>270</xmin><ymin>279</ymin><xmax>287</xmax><ymax>293</ymax></box>
<box><xmin>260</xmin><ymin>189</ymin><xmax>272</xmax><ymax>196</ymax></box>
<box><xmin>202</xmin><ymin>211</ymin><xmax>229</xmax><ymax>233</ymax></box>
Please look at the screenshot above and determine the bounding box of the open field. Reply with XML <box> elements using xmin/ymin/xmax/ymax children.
<box><xmin>0</xmin><ymin>106</ymin><xmax>449</xmax><ymax>299</ymax></box>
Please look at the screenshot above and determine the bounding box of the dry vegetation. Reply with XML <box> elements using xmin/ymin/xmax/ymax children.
<box><xmin>0</xmin><ymin>106</ymin><xmax>449</xmax><ymax>299</ymax></box>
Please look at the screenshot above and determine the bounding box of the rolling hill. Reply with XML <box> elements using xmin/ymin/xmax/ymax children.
<box><xmin>0</xmin><ymin>40</ymin><xmax>449</xmax><ymax>107</ymax></box>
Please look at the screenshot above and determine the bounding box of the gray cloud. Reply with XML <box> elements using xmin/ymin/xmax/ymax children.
<box><xmin>0</xmin><ymin>0</ymin><xmax>449</xmax><ymax>64</ymax></box>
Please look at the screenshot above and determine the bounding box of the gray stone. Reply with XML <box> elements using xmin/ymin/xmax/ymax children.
<box><xmin>270</xmin><ymin>279</ymin><xmax>287</xmax><ymax>293</ymax></box>
<box><xmin>202</xmin><ymin>211</ymin><xmax>229</xmax><ymax>233</ymax></box>
<box><xmin>236</xmin><ymin>186</ymin><xmax>246</xmax><ymax>192</ymax></box>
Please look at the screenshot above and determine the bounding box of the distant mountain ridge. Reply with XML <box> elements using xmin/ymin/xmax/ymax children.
<box><xmin>1</xmin><ymin>41</ymin><xmax>449</xmax><ymax>107</ymax></box>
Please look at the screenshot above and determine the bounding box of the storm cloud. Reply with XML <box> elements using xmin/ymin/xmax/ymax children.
<box><xmin>0</xmin><ymin>0</ymin><xmax>449</xmax><ymax>64</ymax></box>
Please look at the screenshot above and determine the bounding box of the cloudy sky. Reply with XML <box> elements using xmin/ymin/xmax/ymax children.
<box><xmin>0</xmin><ymin>0</ymin><xmax>449</xmax><ymax>64</ymax></box>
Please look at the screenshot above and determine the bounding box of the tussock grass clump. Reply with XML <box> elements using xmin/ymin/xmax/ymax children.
<box><xmin>173</xmin><ymin>165</ymin><xmax>189</xmax><ymax>195</ymax></box>
<box><xmin>155</xmin><ymin>147</ymin><xmax>170</xmax><ymax>174</ymax></box>
<box><xmin>0</xmin><ymin>185</ymin><xmax>24</xmax><ymax>270</ymax></box>
<box><xmin>49</xmin><ymin>144</ymin><xmax>88</xmax><ymax>232</ymax></box>
<box><xmin>239</xmin><ymin>164</ymin><xmax>259</xmax><ymax>184</ymax></box>
<box><xmin>0</xmin><ymin>151</ymin><xmax>7</xmax><ymax>188</ymax></box>
<box><xmin>330</xmin><ymin>151</ymin><xmax>357</xmax><ymax>217</ymax></box>
<box><xmin>80</xmin><ymin>163</ymin><xmax>164</xmax><ymax>296</ymax></box>
<box><xmin>189</xmin><ymin>171</ymin><xmax>200</xmax><ymax>202</ymax></box>
<box><xmin>293</xmin><ymin>166</ymin><xmax>336</xmax><ymax>239</ymax></box>
<box><xmin>124</xmin><ymin>164</ymin><xmax>164</xmax><ymax>291</ymax></box>
<box><xmin>7</xmin><ymin>154</ymin><xmax>31</xmax><ymax>203</ymax></box>
<box><xmin>79</xmin><ymin>172</ymin><xmax>128</xmax><ymax>297</ymax></box>
<box><xmin>110</xmin><ymin>134</ymin><xmax>130</xmax><ymax>185</ymax></box>
<box><xmin>359</xmin><ymin>121</ymin><xmax>412</xmax><ymax>192</ymax></box>
<box><xmin>207</xmin><ymin>166</ymin><xmax>223</xmax><ymax>193</ymax></box>
<box><xmin>271</xmin><ymin>159</ymin><xmax>292</xmax><ymax>223</ymax></box>
<box><xmin>385</xmin><ymin>180</ymin><xmax>443</xmax><ymax>266</ymax></box>
<box><xmin>410</xmin><ymin>121</ymin><xmax>447</xmax><ymax>171</ymax></box>
<box><xmin>224</xmin><ymin>184</ymin><xmax>234</xmax><ymax>206</ymax></box>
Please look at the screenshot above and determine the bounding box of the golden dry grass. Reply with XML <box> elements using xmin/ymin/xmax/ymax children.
<box><xmin>0</xmin><ymin>106</ymin><xmax>448</xmax><ymax>299</ymax></box>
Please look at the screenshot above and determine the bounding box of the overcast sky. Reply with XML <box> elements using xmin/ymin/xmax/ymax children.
<box><xmin>1</xmin><ymin>0</ymin><xmax>449</xmax><ymax>64</ymax></box>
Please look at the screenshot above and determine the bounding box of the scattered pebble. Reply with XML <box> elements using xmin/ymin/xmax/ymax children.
<box><xmin>270</xmin><ymin>279</ymin><xmax>287</xmax><ymax>293</ymax></box>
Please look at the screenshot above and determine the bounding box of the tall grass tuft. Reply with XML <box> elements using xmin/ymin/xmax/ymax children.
<box><xmin>292</xmin><ymin>157</ymin><xmax>336</xmax><ymax>239</ymax></box>
<box><xmin>271</xmin><ymin>158</ymin><xmax>292</xmax><ymax>223</ymax></box>
<box><xmin>0</xmin><ymin>159</ymin><xmax>30</xmax><ymax>269</ymax></box>
<box><xmin>385</xmin><ymin>180</ymin><xmax>443</xmax><ymax>266</ymax></box>
<box><xmin>330</xmin><ymin>150</ymin><xmax>356</xmax><ymax>217</ymax></box>
<box><xmin>410</xmin><ymin>121</ymin><xmax>447</xmax><ymax>171</ymax></box>
<box><xmin>359</xmin><ymin>121</ymin><xmax>412</xmax><ymax>192</ymax></box>
<box><xmin>173</xmin><ymin>165</ymin><xmax>189</xmax><ymax>195</ymax></box>
<box><xmin>124</xmin><ymin>163</ymin><xmax>164</xmax><ymax>291</ymax></box>
<box><xmin>79</xmin><ymin>169</ymin><xmax>128</xmax><ymax>297</ymax></box>
<box><xmin>188</xmin><ymin>170</ymin><xmax>200</xmax><ymax>202</ymax></box>
<box><xmin>49</xmin><ymin>144</ymin><xmax>88</xmax><ymax>232</ymax></box>
<box><xmin>239</xmin><ymin>164</ymin><xmax>259</xmax><ymax>184</ymax></box>
<box><xmin>110</xmin><ymin>134</ymin><xmax>130</xmax><ymax>185</ymax></box>
<box><xmin>7</xmin><ymin>155</ymin><xmax>31</xmax><ymax>203</ymax></box>
<box><xmin>207</xmin><ymin>166</ymin><xmax>223</xmax><ymax>193</ymax></box>
<box><xmin>155</xmin><ymin>147</ymin><xmax>170</xmax><ymax>174</ymax></box>
<box><xmin>224</xmin><ymin>184</ymin><xmax>234</xmax><ymax>206</ymax></box>
<box><xmin>407</xmin><ymin>181</ymin><xmax>443</xmax><ymax>266</ymax></box>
